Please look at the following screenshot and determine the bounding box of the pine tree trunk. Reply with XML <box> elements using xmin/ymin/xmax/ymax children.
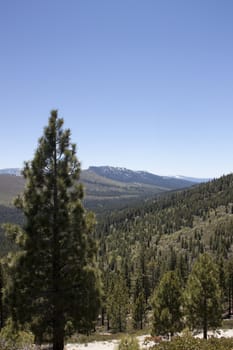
<box><xmin>52</xmin><ymin>286</ymin><xmax>65</xmax><ymax>350</ymax></box>
<box><xmin>52</xmin><ymin>132</ymin><xmax>64</xmax><ymax>350</ymax></box>
<box><xmin>229</xmin><ymin>286</ymin><xmax>231</xmax><ymax>317</ymax></box>
<box><xmin>203</xmin><ymin>325</ymin><xmax>208</xmax><ymax>340</ymax></box>
<box><xmin>101</xmin><ymin>308</ymin><xmax>105</xmax><ymax>326</ymax></box>
<box><xmin>119</xmin><ymin>307</ymin><xmax>122</xmax><ymax>332</ymax></box>
<box><xmin>53</xmin><ymin>322</ymin><xmax>64</xmax><ymax>350</ymax></box>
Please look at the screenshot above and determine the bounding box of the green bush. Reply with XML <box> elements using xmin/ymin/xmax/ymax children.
<box><xmin>151</xmin><ymin>334</ymin><xmax>233</xmax><ymax>350</ymax></box>
<box><xmin>0</xmin><ymin>319</ymin><xmax>34</xmax><ymax>350</ymax></box>
<box><xmin>117</xmin><ymin>335</ymin><xmax>140</xmax><ymax>350</ymax></box>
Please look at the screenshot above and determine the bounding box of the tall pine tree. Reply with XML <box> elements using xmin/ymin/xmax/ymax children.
<box><xmin>4</xmin><ymin>111</ymin><xmax>101</xmax><ymax>350</ymax></box>
<box><xmin>184</xmin><ymin>253</ymin><xmax>222</xmax><ymax>339</ymax></box>
<box><xmin>152</xmin><ymin>270</ymin><xmax>183</xmax><ymax>338</ymax></box>
<box><xmin>106</xmin><ymin>273</ymin><xmax>129</xmax><ymax>332</ymax></box>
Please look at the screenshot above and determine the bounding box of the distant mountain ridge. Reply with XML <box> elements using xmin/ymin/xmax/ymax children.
<box><xmin>0</xmin><ymin>168</ymin><xmax>21</xmax><ymax>176</ymax></box>
<box><xmin>88</xmin><ymin>166</ymin><xmax>201</xmax><ymax>188</ymax></box>
<box><xmin>0</xmin><ymin>166</ymin><xmax>209</xmax><ymax>184</ymax></box>
<box><xmin>0</xmin><ymin>166</ymin><xmax>206</xmax><ymax>210</ymax></box>
<box><xmin>168</xmin><ymin>175</ymin><xmax>211</xmax><ymax>183</ymax></box>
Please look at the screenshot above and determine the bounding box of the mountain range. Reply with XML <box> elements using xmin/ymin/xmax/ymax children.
<box><xmin>0</xmin><ymin>168</ymin><xmax>22</xmax><ymax>176</ymax></box>
<box><xmin>0</xmin><ymin>166</ymin><xmax>209</xmax><ymax>184</ymax></box>
<box><xmin>0</xmin><ymin>166</ymin><xmax>205</xmax><ymax>210</ymax></box>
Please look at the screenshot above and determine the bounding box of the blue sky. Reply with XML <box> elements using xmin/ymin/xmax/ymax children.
<box><xmin>0</xmin><ymin>0</ymin><xmax>233</xmax><ymax>178</ymax></box>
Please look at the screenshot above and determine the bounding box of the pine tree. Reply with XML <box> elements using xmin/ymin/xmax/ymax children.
<box><xmin>132</xmin><ymin>290</ymin><xmax>146</xmax><ymax>330</ymax></box>
<box><xmin>106</xmin><ymin>273</ymin><xmax>129</xmax><ymax>332</ymax></box>
<box><xmin>138</xmin><ymin>242</ymin><xmax>150</xmax><ymax>303</ymax></box>
<box><xmin>184</xmin><ymin>253</ymin><xmax>222</xmax><ymax>339</ymax></box>
<box><xmin>132</xmin><ymin>268</ymin><xmax>147</xmax><ymax>330</ymax></box>
<box><xmin>152</xmin><ymin>270</ymin><xmax>183</xmax><ymax>338</ymax></box>
<box><xmin>4</xmin><ymin>111</ymin><xmax>101</xmax><ymax>350</ymax></box>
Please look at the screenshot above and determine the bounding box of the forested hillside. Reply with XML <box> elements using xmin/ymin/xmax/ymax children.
<box><xmin>2</xmin><ymin>172</ymin><xmax>233</xmax><ymax>286</ymax></box>
<box><xmin>96</xmin><ymin>173</ymin><xmax>233</xmax><ymax>329</ymax></box>
<box><xmin>0</xmin><ymin>205</ymin><xmax>23</xmax><ymax>256</ymax></box>
<box><xmin>2</xmin><ymin>168</ymin><xmax>233</xmax><ymax>339</ymax></box>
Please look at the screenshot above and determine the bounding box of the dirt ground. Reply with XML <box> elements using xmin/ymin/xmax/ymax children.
<box><xmin>65</xmin><ymin>330</ymin><xmax>233</xmax><ymax>350</ymax></box>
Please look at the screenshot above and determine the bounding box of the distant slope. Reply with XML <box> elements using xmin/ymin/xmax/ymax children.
<box><xmin>81</xmin><ymin>166</ymin><xmax>196</xmax><ymax>210</ymax></box>
<box><xmin>0</xmin><ymin>204</ymin><xmax>23</xmax><ymax>257</ymax></box>
<box><xmin>0</xmin><ymin>166</ymin><xmax>197</xmax><ymax>210</ymax></box>
<box><xmin>0</xmin><ymin>175</ymin><xmax>25</xmax><ymax>206</ymax></box>
<box><xmin>87</xmin><ymin>166</ymin><xmax>196</xmax><ymax>188</ymax></box>
<box><xmin>96</xmin><ymin>172</ymin><xmax>233</xmax><ymax>287</ymax></box>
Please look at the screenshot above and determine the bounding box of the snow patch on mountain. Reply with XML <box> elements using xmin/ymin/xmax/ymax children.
<box><xmin>0</xmin><ymin>168</ymin><xmax>22</xmax><ymax>176</ymax></box>
<box><xmin>167</xmin><ymin>175</ymin><xmax>211</xmax><ymax>183</ymax></box>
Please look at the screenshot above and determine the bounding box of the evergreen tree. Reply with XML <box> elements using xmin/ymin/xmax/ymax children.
<box><xmin>132</xmin><ymin>268</ymin><xmax>147</xmax><ymax>330</ymax></box>
<box><xmin>152</xmin><ymin>271</ymin><xmax>182</xmax><ymax>336</ymax></box>
<box><xmin>137</xmin><ymin>242</ymin><xmax>150</xmax><ymax>303</ymax></box>
<box><xmin>184</xmin><ymin>253</ymin><xmax>222</xmax><ymax>339</ymax></box>
<box><xmin>152</xmin><ymin>270</ymin><xmax>183</xmax><ymax>338</ymax></box>
<box><xmin>106</xmin><ymin>273</ymin><xmax>129</xmax><ymax>332</ymax></box>
<box><xmin>4</xmin><ymin>111</ymin><xmax>101</xmax><ymax>350</ymax></box>
<box><xmin>132</xmin><ymin>290</ymin><xmax>146</xmax><ymax>330</ymax></box>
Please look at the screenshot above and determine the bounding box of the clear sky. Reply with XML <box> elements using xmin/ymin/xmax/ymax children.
<box><xmin>0</xmin><ymin>0</ymin><xmax>233</xmax><ymax>178</ymax></box>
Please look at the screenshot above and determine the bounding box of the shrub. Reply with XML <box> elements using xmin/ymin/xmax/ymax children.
<box><xmin>151</xmin><ymin>334</ymin><xmax>233</xmax><ymax>350</ymax></box>
<box><xmin>117</xmin><ymin>335</ymin><xmax>140</xmax><ymax>350</ymax></box>
<box><xmin>0</xmin><ymin>319</ymin><xmax>34</xmax><ymax>350</ymax></box>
